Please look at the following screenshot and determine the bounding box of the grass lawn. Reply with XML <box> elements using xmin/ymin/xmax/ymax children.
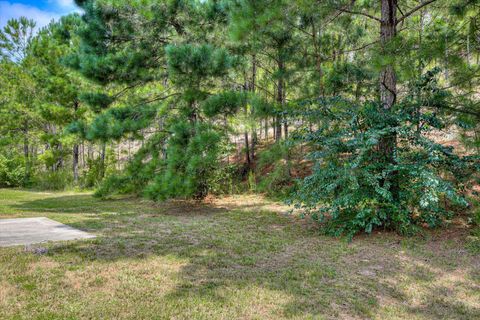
<box><xmin>0</xmin><ymin>189</ymin><xmax>479</xmax><ymax>319</ymax></box>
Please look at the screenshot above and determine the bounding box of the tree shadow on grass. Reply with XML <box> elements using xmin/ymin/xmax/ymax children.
<box><xmin>7</xmin><ymin>193</ymin><xmax>480</xmax><ymax>319</ymax></box>
<box><xmin>10</xmin><ymin>194</ymin><xmax>273</xmax><ymax>218</ymax></box>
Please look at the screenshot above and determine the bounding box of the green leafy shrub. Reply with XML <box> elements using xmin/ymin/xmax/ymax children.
<box><xmin>82</xmin><ymin>158</ymin><xmax>104</xmax><ymax>188</ymax></box>
<box><xmin>94</xmin><ymin>174</ymin><xmax>131</xmax><ymax>197</ymax></box>
<box><xmin>256</xmin><ymin>142</ymin><xmax>294</xmax><ymax>197</ymax></box>
<box><xmin>32</xmin><ymin>169</ymin><xmax>73</xmax><ymax>190</ymax></box>
<box><xmin>208</xmin><ymin>163</ymin><xmax>244</xmax><ymax>195</ymax></box>
<box><xmin>289</xmin><ymin>72</ymin><xmax>477</xmax><ymax>238</ymax></box>
<box><xmin>0</xmin><ymin>153</ymin><xmax>25</xmax><ymax>187</ymax></box>
<box><xmin>82</xmin><ymin>147</ymin><xmax>117</xmax><ymax>189</ymax></box>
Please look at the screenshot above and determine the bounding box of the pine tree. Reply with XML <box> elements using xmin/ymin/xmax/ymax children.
<box><xmin>228</xmin><ymin>0</ymin><xmax>298</xmax><ymax>141</ymax></box>
<box><xmin>0</xmin><ymin>18</ymin><xmax>40</xmax><ymax>183</ymax></box>
<box><xmin>31</xmin><ymin>14</ymin><xmax>88</xmax><ymax>180</ymax></box>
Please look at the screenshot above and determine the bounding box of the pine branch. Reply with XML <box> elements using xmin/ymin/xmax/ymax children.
<box><xmin>338</xmin><ymin>8</ymin><xmax>381</xmax><ymax>23</ymax></box>
<box><xmin>397</xmin><ymin>0</ymin><xmax>438</xmax><ymax>25</ymax></box>
<box><xmin>132</xmin><ymin>92</ymin><xmax>179</xmax><ymax>108</ymax></box>
<box><xmin>434</xmin><ymin>103</ymin><xmax>480</xmax><ymax>117</ymax></box>
<box><xmin>339</xmin><ymin>40</ymin><xmax>379</xmax><ymax>54</ymax></box>
<box><xmin>231</xmin><ymin>80</ymin><xmax>275</xmax><ymax>100</ymax></box>
<box><xmin>112</xmin><ymin>82</ymin><xmax>144</xmax><ymax>99</ymax></box>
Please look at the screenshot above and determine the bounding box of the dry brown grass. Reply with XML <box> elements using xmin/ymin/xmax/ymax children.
<box><xmin>0</xmin><ymin>189</ymin><xmax>479</xmax><ymax>319</ymax></box>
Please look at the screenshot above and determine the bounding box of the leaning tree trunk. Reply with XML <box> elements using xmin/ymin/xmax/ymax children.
<box><xmin>379</xmin><ymin>0</ymin><xmax>399</xmax><ymax>200</ymax></box>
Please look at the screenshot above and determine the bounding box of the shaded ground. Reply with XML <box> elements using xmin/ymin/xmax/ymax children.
<box><xmin>0</xmin><ymin>189</ymin><xmax>479</xmax><ymax>319</ymax></box>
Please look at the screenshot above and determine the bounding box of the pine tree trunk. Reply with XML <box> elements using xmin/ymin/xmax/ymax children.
<box><xmin>73</xmin><ymin>144</ymin><xmax>79</xmax><ymax>184</ymax></box>
<box><xmin>23</xmin><ymin>121</ymin><xmax>29</xmax><ymax>181</ymax></box>
<box><xmin>282</xmin><ymin>76</ymin><xmax>288</xmax><ymax>139</ymax></box>
<box><xmin>81</xmin><ymin>142</ymin><xmax>85</xmax><ymax>168</ymax></box>
<box><xmin>265</xmin><ymin>119</ymin><xmax>268</xmax><ymax>141</ymax></box>
<box><xmin>273</xmin><ymin>118</ymin><xmax>277</xmax><ymax>140</ymax></box>
<box><xmin>70</xmin><ymin>100</ymin><xmax>79</xmax><ymax>183</ymax></box>
<box><xmin>251</xmin><ymin>128</ymin><xmax>257</xmax><ymax>161</ymax></box>
<box><xmin>311</xmin><ymin>20</ymin><xmax>324</xmax><ymax>96</ymax></box>
<box><xmin>275</xmin><ymin>114</ymin><xmax>282</xmax><ymax>142</ymax></box>
<box><xmin>100</xmin><ymin>143</ymin><xmax>106</xmax><ymax>179</ymax></box>
<box><xmin>250</xmin><ymin>55</ymin><xmax>257</xmax><ymax>161</ymax></box>
<box><xmin>57</xmin><ymin>142</ymin><xmax>63</xmax><ymax>170</ymax></box>
<box><xmin>379</xmin><ymin>0</ymin><xmax>399</xmax><ymax>200</ymax></box>
<box><xmin>275</xmin><ymin>60</ymin><xmax>285</xmax><ymax>142</ymax></box>
<box><xmin>243</xmin><ymin>97</ymin><xmax>250</xmax><ymax>164</ymax></box>
<box><xmin>244</xmin><ymin>131</ymin><xmax>251</xmax><ymax>165</ymax></box>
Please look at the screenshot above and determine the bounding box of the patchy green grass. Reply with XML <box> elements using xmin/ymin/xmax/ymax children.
<box><xmin>0</xmin><ymin>189</ymin><xmax>479</xmax><ymax>319</ymax></box>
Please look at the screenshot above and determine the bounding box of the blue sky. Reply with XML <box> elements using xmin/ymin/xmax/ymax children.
<box><xmin>0</xmin><ymin>1</ymin><xmax>80</xmax><ymax>30</ymax></box>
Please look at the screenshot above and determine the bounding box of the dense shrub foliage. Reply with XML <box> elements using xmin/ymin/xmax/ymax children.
<box><xmin>289</xmin><ymin>72</ymin><xmax>478</xmax><ymax>237</ymax></box>
<box><xmin>0</xmin><ymin>152</ymin><xmax>25</xmax><ymax>187</ymax></box>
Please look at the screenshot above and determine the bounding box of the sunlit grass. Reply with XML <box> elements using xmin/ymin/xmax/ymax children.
<box><xmin>0</xmin><ymin>189</ymin><xmax>479</xmax><ymax>319</ymax></box>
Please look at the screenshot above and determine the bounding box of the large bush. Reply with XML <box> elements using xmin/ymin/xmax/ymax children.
<box><xmin>145</xmin><ymin>121</ymin><xmax>224</xmax><ymax>200</ymax></box>
<box><xmin>290</xmin><ymin>72</ymin><xmax>477</xmax><ymax>238</ymax></box>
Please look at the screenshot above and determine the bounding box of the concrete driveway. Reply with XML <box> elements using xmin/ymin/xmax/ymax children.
<box><xmin>0</xmin><ymin>217</ymin><xmax>95</xmax><ymax>247</ymax></box>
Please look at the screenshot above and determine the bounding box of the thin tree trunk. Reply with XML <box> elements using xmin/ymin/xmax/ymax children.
<box><xmin>250</xmin><ymin>55</ymin><xmax>257</xmax><ymax>161</ymax></box>
<box><xmin>265</xmin><ymin>119</ymin><xmax>268</xmax><ymax>141</ymax></box>
<box><xmin>379</xmin><ymin>0</ymin><xmax>399</xmax><ymax>200</ymax></box>
<box><xmin>57</xmin><ymin>141</ymin><xmax>64</xmax><ymax>170</ymax></box>
<box><xmin>23</xmin><ymin>121</ymin><xmax>29</xmax><ymax>181</ymax></box>
<box><xmin>275</xmin><ymin>115</ymin><xmax>282</xmax><ymax>141</ymax></box>
<box><xmin>73</xmin><ymin>144</ymin><xmax>79</xmax><ymax>183</ymax></box>
<box><xmin>251</xmin><ymin>129</ymin><xmax>257</xmax><ymax>161</ymax></box>
<box><xmin>275</xmin><ymin>58</ymin><xmax>286</xmax><ymax>142</ymax></box>
<box><xmin>283</xmin><ymin>73</ymin><xmax>288</xmax><ymax>139</ymax></box>
<box><xmin>100</xmin><ymin>143</ymin><xmax>106</xmax><ymax>179</ymax></box>
<box><xmin>244</xmin><ymin>131</ymin><xmax>251</xmax><ymax>165</ymax></box>
<box><xmin>80</xmin><ymin>142</ymin><xmax>84</xmax><ymax>169</ymax></box>
<box><xmin>444</xmin><ymin>33</ymin><xmax>449</xmax><ymax>80</ymax></box>
<box><xmin>273</xmin><ymin>118</ymin><xmax>277</xmax><ymax>140</ymax></box>
<box><xmin>71</xmin><ymin>100</ymin><xmax>79</xmax><ymax>183</ymax></box>
<box><xmin>311</xmin><ymin>20</ymin><xmax>324</xmax><ymax>96</ymax></box>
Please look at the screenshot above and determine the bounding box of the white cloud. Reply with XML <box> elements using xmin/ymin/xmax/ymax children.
<box><xmin>54</xmin><ymin>0</ymin><xmax>75</xmax><ymax>8</ymax></box>
<box><xmin>0</xmin><ymin>1</ymin><xmax>60</xmax><ymax>31</ymax></box>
